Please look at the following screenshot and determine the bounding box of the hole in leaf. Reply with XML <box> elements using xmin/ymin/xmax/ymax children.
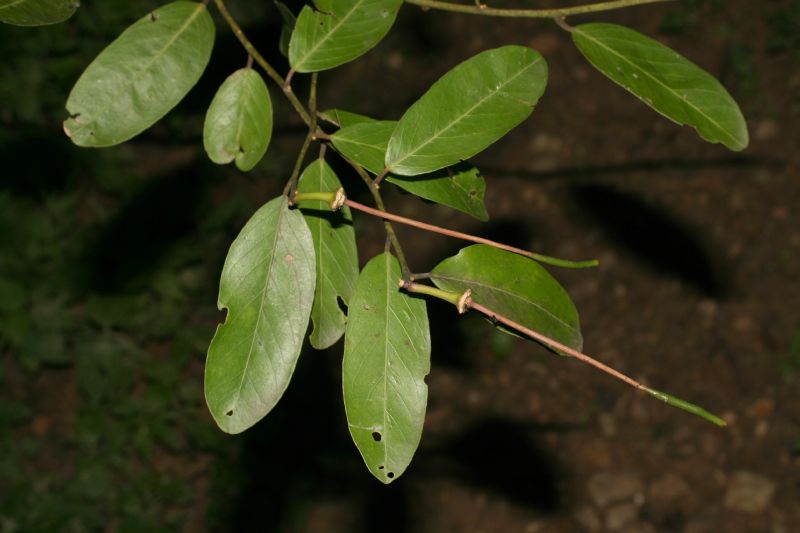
<box><xmin>337</xmin><ymin>296</ymin><xmax>348</xmax><ymax>314</ymax></box>
<box><xmin>387</xmin><ymin>472</ymin><xmax>394</xmax><ymax>479</ymax></box>
<box><xmin>372</xmin><ymin>431</ymin><xmax>382</xmax><ymax>442</ymax></box>
<box><xmin>378</xmin><ymin>465</ymin><xmax>384</xmax><ymax>470</ymax></box>
<box><xmin>226</xmin><ymin>410</ymin><xmax>234</xmax><ymax>416</ymax></box>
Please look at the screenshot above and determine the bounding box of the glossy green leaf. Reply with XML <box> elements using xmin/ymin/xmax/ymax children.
<box><xmin>275</xmin><ymin>1</ymin><xmax>296</xmax><ymax>58</ymax></box>
<box><xmin>572</xmin><ymin>22</ymin><xmax>749</xmax><ymax>151</ymax></box>
<box><xmin>205</xmin><ymin>196</ymin><xmax>316</xmax><ymax>434</ymax></box>
<box><xmin>332</xmin><ymin>120</ymin><xmax>489</xmax><ymax>220</ymax></box>
<box><xmin>0</xmin><ymin>0</ymin><xmax>78</xmax><ymax>26</ymax></box>
<box><xmin>387</xmin><ymin>163</ymin><xmax>488</xmax><ymax>221</ymax></box>
<box><xmin>203</xmin><ymin>68</ymin><xmax>273</xmax><ymax>172</ymax></box>
<box><xmin>320</xmin><ymin>108</ymin><xmax>375</xmax><ymax>128</ymax></box>
<box><xmin>288</xmin><ymin>0</ymin><xmax>403</xmax><ymax>73</ymax></box>
<box><xmin>431</xmin><ymin>245</ymin><xmax>582</xmax><ymax>350</ymax></box>
<box><xmin>331</xmin><ymin>120</ymin><xmax>396</xmax><ymax>173</ymax></box>
<box><xmin>297</xmin><ymin>159</ymin><xmax>359</xmax><ymax>349</ymax></box>
<box><xmin>63</xmin><ymin>2</ymin><xmax>215</xmax><ymax>147</ymax></box>
<box><xmin>386</xmin><ymin>46</ymin><xmax>548</xmax><ymax>176</ymax></box>
<box><xmin>343</xmin><ymin>253</ymin><xmax>430</xmax><ymax>483</ymax></box>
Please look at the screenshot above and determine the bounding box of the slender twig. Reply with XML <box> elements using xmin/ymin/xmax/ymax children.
<box><xmin>343</xmin><ymin>198</ymin><xmax>598</xmax><ymax>268</ymax></box>
<box><xmin>346</xmin><ymin>163</ymin><xmax>412</xmax><ymax>277</ymax></box>
<box><xmin>405</xmin><ymin>0</ymin><xmax>672</xmax><ymax>18</ymax></box>
<box><xmin>283</xmin><ymin>129</ymin><xmax>315</xmax><ymax>197</ymax></box>
<box><xmin>213</xmin><ymin>0</ymin><xmax>312</xmax><ymax>126</ymax></box>
<box><xmin>282</xmin><ymin>74</ymin><xmax>320</xmax><ymax>196</ymax></box>
<box><xmin>401</xmin><ymin>281</ymin><xmax>727</xmax><ymax>427</ymax></box>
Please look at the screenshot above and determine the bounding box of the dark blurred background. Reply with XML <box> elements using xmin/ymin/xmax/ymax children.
<box><xmin>0</xmin><ymin>0</ymin><xmax>798</xmax><ymax>531</ymax></box>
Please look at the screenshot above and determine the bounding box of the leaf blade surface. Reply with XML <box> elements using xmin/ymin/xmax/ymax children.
<box><xmin>385</xmin><ymin>45</ymin><xmax>548</xmax><ymax>176</ymax></box>
<box><xmin>63</xmin><ymin>1</ymin><xmax>215</xmax><ymax>147</ymax></box>
<box><xmin>431</xmin><ymin>245</ymin><xmax>582</xmax><ymax>350</ymax></box>
<box><xmin>205</xmin><ymin>196</ymin><xmax>316</xmax><ymax>434</ymax></box>
<box><xmin>343</xmin><ymin>253</ymin><xmax>430</xmax><ymax>483</ymax></box>
<box><xmin>288</xmin><ymin>0</ymin><xmax>403</xmax><ymax>73</ymax></box>
<box><xmin>0</xmin><ymin>0</ymin><xmax>78</xmax><ymax>26</ymax></box>
<box><xmin>204</xmin><ymin>68</ymin><xmax>273</xmax><ymax>172</ymax></box>
<box><xmin>297</xmin><ymin>160</ymin><xmax>359</xmax><ymax>349</ymax></box>
<box><xmin>572</xmin><ymin>22</ymin><xmax>748</xmax><ymax>151</ymax></box>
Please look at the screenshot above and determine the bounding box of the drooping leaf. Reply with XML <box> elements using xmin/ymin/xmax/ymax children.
<box><xmin>205</xmin><ymin>196</ymin><xmax>316</xmax><ymax>434</ymax></box>
<box><xmin>319</xmin><ymin>108</ymin><xmax>375</xmax><ymax>128</ymax></box>
<box><xmin>0</xmin><ymin>0</ymin><xmax>78</xmax><ymax>26</ymax></box>
<box><xmin>387</xmin><ymin>162</ymin><xmax>489</xmax><ymax>221</ymax></box>
<box><xmin>63</xmin><ymin>2</ymin><xmax>216</xmax><ymax>147</ymax></box>
<box><xmin>332</xmin><ymin>120</ymin><xmax>489</xmax><ymax>220</ymax></box>
<box><xmin>297</xmin><ymin>159</ymin><xmax>359</xmax><ymax>349</ymax></box>
<box><xmin>343</xmin><ymin>253</ymin><xmax>430</xmax><ymax>483</ymax></box>
<box><xmin>288</xmin><ymin>0</ymin><xmax>403</xmax><ymax>73</ymax></box>
<box><xmin>330</xmin><ymin>120</ymin><xmax>396</xmax><ymax>173</ymax></box>
<box><xmin>275</xmin><ymin>1</ymin><xmax>296</xmax><ymax>58</ymax></box>
<box><xmin>203</xmin><ymin>68</ymin><xmax>273</xmax><ymax>172</ymax></box>
<box><xmin>386</xmin><ymin>46</ymin><xmax>548</xmax><ymax>176</ymax></box>
<box><xmin>572</xmin><ymin>22</ymin><xmax>749</xmax><ymax>152</ymax></box>
<box><xmin>431</xmin><ymin>245</ymin><xmax>582</xmax><ymax>350</ymax></box>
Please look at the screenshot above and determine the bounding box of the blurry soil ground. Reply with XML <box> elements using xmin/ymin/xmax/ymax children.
<box><xmin>1</xmin><ymin>0</ymin><xmax>799</xmax><ymax>532</ymax></box>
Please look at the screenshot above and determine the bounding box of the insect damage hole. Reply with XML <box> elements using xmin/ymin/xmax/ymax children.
<box><xmin>372</xmin><ymin>431</ymin><xmax>382</xmax><ymax>442</ymax></box>
<box><xmin>225</xmin><ymin>410</ymin><xmax>234</xmax><ymax>416</ymax></box>
<box><xmin>387</xmin><ymin>472</ymin><xmax>395</xmax><ymax>479</ymax></box>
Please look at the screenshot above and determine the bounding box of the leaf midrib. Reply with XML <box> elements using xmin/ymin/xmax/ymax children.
<box><xmin>381</xmin><ymin>254</ymin><xmax>391</xmax><ymax>476</ymax></box>
<box><xmin>229</xmin><ymin>201</ymin><xmax>287</xmax><ymax>412</ymax></box>
<box><xmin>387</xmin><ymin>56</ymin><xmax>541</xmax><ymax>171</ymax></box>
<box><xmin>0</xmin><ymin>0</ymin><xmax>28</xmax><ymax>12</ymax></box>
<box><xmin>574</xmin><ymin>25</ymin><xmax>740</xmax><ymax>148</ymax></box>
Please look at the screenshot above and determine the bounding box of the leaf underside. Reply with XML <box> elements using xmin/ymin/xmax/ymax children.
<box><xmin>431</xmin><ymin>245</ymin><xmax>582</xmax><ymax>351</ymax></box>
<box><xmin>204</xmin><ymin>68</ymin><xmax>273</xmax><ymax>172</ymax></box>
<box><xmin>343</xmin><ymin>253</ymin><xmax>430</xmax><ymax>483</ymax></box>
<box><xmin>0</xmin><ymin>0</ymin><xmax>78</xmax><ymax>26</ymax></box>
<box><xmin>63</xmin><ymin>1</ymin><xmax>216</xmax><ymax>147</ymax></box>
<box><xmin>297</xmin><ymin>159</ymin><xmax>359</xmax><ymax>349</ymax></box>
<box><xmin>572</xmin><ymin>22</ymin><xmax>749</xmax><ymax>151</ymax></box>
<box><xmin>205</xmin><ymin>196</ymin><xmax>316</xmax><ymax>434</ymax></box>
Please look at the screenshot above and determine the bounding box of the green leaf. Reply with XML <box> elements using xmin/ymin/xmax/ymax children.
<box><xmin>203</xmin><ymin>68</ymin><xmax>273</xmax><ymax>172</ymax></box>
<box><xmin>572</xmin><ymin>22</ymin><xmax>749</xmax><ymax>152</ymax></box>
<box><xmin>297</xmin><ymin>159</ymin><xmax>359</xmax><ymax>349</ymax></box>
<box><xmin>319</xmin><ymin>108</ymin><xmax>375</xmax><ymax>128</ymax></box>
<box><xmin>275</xmin><ymin>1</ymin><xmax>296</xmax><ymax>58</ymax></box>
<box><xmin>387</xmin><ymin>162</ymin><xmax>488</xmax><ymax>221</ymax></box>
<box><xmin>63</xmin><ymin>2</ymin><xmax>215</xmax><ymax>147</ymax></box>
<box><xmin>205</xmin><ymin>196</ymin><xmax>316</xmax><ymax>434</ymax></box>
<box><xmin>331</xmin><ymin>120</ymin><xmax>396</xmax><ymax>173</ymax></box>
<box><xmin>0</xmin><ymin>0</ymin><xmax>78</xmax><ymax>26</ymax></box>
<box><xmin>431</xmin><ymin>245</ymin><xmax>582</xmax><ymax>351</ymax></box>
<box><xmin>332</xmin><ymin>120</ymin><xmax>489</xmax><ymax>220</ymax></box>
<box><xmin>343</xmin><ymin>253</ymin><xmax>430</xmax><ymax>483</ymax></box>
<box><xmin>288</xmin><ymin>0</ymin><xmax>403</xmax><ymax>73</ymax></box>
<box><xmin>386</xmin><ymin>46</ymin><xmax>548</xmax><ymax>176</ymax></box>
